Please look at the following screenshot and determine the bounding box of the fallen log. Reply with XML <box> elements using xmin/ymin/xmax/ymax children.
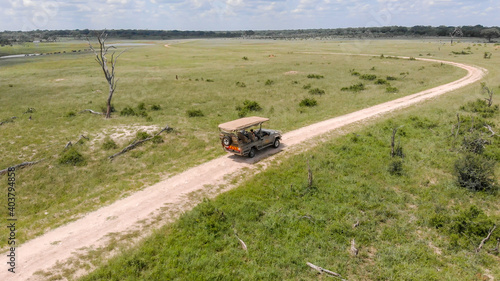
<box><xmin>0</xmin><ymin>159</ymin><xmax>44</xmax><ymax>176</ymax></box>
<box><xmin>306</xmin><ymin>262</ymin><xmax>346</xmax><ymax>280</ymax></box>
<box><xmin>109</xmin><ymin>125</ymin><xmax>172</xmax><ymax>160</ymax></box>
<box><xmin>80</xmin><ymin>109</ymin><xmax>103</xmax><ymax>115</ymax></box>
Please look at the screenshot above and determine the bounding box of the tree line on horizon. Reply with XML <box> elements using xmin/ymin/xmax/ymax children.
<box><xmin>1</xmin><ymin>25</ymin><xmax>499</xmax><ymax>46</ymax></box>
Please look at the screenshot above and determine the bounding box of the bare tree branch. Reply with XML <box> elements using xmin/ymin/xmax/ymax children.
<box><xmin>80</xmin><ymin>109</ymin><xmax>103</xmax><ymax>115</ymax></box>
<box><xmin>476</xmin><ymin>224</ymin><xmax>497</xmax><ymax>253</ymax></box>
<box><xmin>109</xmin><ymin>125</ymin><xmax>172</xmax><ymax>160</ymax></box>
<box><xmin>0</xmin><ymin>159</ymin><xmax>44</xmax><ymax>176</ymax></box>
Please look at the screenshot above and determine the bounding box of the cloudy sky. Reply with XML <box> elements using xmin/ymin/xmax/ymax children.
<box><xmin>1</xmin><ymin>0</ymin><xmax>498</xmax><ymax>31</ymax></box>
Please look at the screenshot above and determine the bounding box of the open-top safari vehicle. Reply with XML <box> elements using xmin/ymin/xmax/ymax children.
<box><xmin>218</xmin><ymin>116</ymin><xmax>282</xmax><ymax>158</ymax></box>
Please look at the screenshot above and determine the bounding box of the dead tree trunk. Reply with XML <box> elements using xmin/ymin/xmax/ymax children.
<box><xmin>482</xmin><ymin>85</ymin><xmax>494</xmax><ymax>107</ymax></box>
<box><xmin>87</xmin><ymin>31</ymin><xmax>125</xmax><ymax>119</ymax></box>
<box><xmin>0</xmin><ymin>159</ymin><xmax>44</xmax><ymax>176</ymax></box>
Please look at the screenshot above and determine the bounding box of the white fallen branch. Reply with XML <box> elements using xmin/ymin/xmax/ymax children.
<box><xmin>476</xmin><ymin>224</ymin><xmax>496</xmax><ymax>253</ymax></box>
<box><xmin>306</xmin><ymin>262</ymin><xmax>347</xmax><ymax>280</ymax></box>
<box><xmin>80</xmin><ymin>109</ymin><xmax>103</xmax><ymax>115</ymax></box>
<box><xmin>350</xmin><ymin>239</ymin><xmax>358</xmax><ymax>256</ymax></box>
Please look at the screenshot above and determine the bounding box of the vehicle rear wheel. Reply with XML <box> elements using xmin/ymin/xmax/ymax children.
<box><xmin>248</xmin><ymin>147</ymin><xmax>256</xmax><ymax>158</ymax></box>
<box><xmin>222</xmin><ymin>136</ymin><xmax>232</xmax><ymax>146</ymax></box>
<box><xmin>273</xmin><ymin>138</ymin><xmax>280</xmax><ymax>148</ymax></box>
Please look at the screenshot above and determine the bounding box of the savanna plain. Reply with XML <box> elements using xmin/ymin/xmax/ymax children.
<box><xmin>0</xmin><ymin>38</ymin><xmax>499</xmax><ymax>280</ymax></box>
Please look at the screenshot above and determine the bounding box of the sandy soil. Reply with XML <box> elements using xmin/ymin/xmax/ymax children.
<box><xmin>1</xmin><ymin>56</ymin><xmax>486</xmax><ymax>281</ymax></box>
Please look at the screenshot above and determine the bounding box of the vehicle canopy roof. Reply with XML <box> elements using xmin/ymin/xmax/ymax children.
<box><xmin>218</xmin><ymin>116</ymin><xmax>269</xmax><ymax>132</ymax></box>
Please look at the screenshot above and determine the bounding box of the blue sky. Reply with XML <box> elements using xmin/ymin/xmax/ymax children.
<box><xmin>1</xmin><ymin>0</ymin><xmax>498</xmax><ymax>31</ymax></box>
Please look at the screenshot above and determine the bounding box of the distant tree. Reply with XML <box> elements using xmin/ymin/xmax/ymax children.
<box><xmin>87</xmin><ymin>31</ymin><xmax>126</xmax><ymax>118</ymax></box>
<box><xmin>450</xmin><ymin>26</ymin><xmax>463</xmax><ymax>44</ymax></box>
<box><xmin>481</xmin><ymin>28</ymin><xmax>500</xmax><ymax>43</ymax></box>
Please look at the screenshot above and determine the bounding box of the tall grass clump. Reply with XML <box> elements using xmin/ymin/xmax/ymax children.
<box><xmin>299</xmin><ymin>98</ymin><xmax>317</xmax><ymax>107</ymax></box>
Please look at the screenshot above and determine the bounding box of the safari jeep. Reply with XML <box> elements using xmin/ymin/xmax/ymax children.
<box><xmin>218</xmin><ymin>116</ymin><xmax>282</xmax><ymax>158</ymax></box>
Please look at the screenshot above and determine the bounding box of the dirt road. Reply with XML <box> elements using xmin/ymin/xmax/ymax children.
<box><xmin>2</xmin><ymin>56</ymin><xmax>486</xmax><ymax>281</ymax></box>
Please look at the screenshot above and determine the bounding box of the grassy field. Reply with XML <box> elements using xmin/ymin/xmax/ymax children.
<box><xmin>0</xmin><ymin>38</ymin><xmax>474</xmax><ymax>246</ymax></box>
<box><xmin>80</xmin><ymin>65</ymin><xmax>500</xmax><ymax>280</ymax></box>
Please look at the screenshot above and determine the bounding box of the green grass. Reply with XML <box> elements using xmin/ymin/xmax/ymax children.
<box><xmin>0</xmin><ymin>38</ymin><xmax>484</xmax><ymax>247</ymax></box>
<box><xmin>80</xmin><ymin>80</ymin><xmax>500</xmax><ymax>280</ymax></box>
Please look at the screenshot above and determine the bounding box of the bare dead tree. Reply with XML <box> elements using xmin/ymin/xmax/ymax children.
<box><xmin>482</xmin><ymin>85</ymin><xmax>494</xmax><ymax>107</ymax></box>
<box><xmin>450</xmin><ymin>26</ymin><xmax>463</xmax><ymax>44</ymax></box>
<box><xmin>87</xmin><ymin>31</ymin><xmax>126</xmax><ymax>118</ymax></box>
<box><xmin>109</xmin><ymin>125</ymin><xmax>172</xmax><ymax>160</ymax></box>
<box><xmin>306</xmin><ymin>262</ymin><xmax>347</xmax><ymax>280</ymax></box>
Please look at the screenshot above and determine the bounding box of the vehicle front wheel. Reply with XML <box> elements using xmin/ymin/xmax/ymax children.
<box><xmin>248</xmin><ymin>147</ymin><xmax>256</xmax><ymax>158</ymax></box>
<box><xmin>273</xmin><ymin>138</ymin><xmax>280</xmax><ymax>148</ymax></box>
<box><xmin>222</xmin><ymin>136</ymin><xmax>232</xmax><ymax>146</ymax></box>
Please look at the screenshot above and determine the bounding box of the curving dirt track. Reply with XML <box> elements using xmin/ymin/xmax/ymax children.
<box><xmin>1</xmin><ymin>56</ymin><xmax>486</xmax><ymax>281</ymax></box>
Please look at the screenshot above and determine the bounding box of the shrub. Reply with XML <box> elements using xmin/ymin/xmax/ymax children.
<box><xmin>341</xmin><ymin>83</ymin><xmax>365</xmax><ymax>92</ymax></box>
<box><xmin>454</xmin><ymin>153</ymin><xmax>497</xmax><ymax>192</ymax></box>
<box><xmin>102</xmin><ymin>137</ymin><xmax>118</xmax><ymax>150</ymax></box>
<box><xmin>308</xmin><ymin>88</ymin><xmax>325</xmax><ymax>95</ymax></box>
<box><xmin>460</xmin><ymin>99</ymin><xmax>499</xmax><ymax>118</ymax></box>
<box><xmin>307</xmin><ymin>74</ymin><xmax>324</xmax><ymax>79</ymax></box>
<box><xmin>136</xmin><ymin>131</ymin><xmax>151</xmax><ymax>140</ymax></box>
<box><xmin>65</xmin><ymin>111</ymin><xmax>76</xmax><ymax>117</ymax></box>
<box><xmin>360</xmin><ymin>74</ymin><xmax>377</xmax><ymax>81</ymax></box>
<box><xmin>299</xmin><ymin>98</ymin><xmax>317</xmax><ymax>107</ymax></box>
<box><xmin>152</xmin><ymin>135</ymin><xmax>164</xmax><ymax>144</ymax></box>
<box><xmin>242</xmin><ymin>56</ymin><xmax>248</xmax><ymax>60</ymax></box>
<box><xmin>236</xmin><ymin>100</ymin><xmax>262</xmax><ymax>117</ymax></box>
<box><xmin>409</xmin><ymin>57</ymin><xmax>416</xmax><ymax>60</ymax></box>
<box><xmin>150</xmin><ymin>104</ymin><xmax>161</xmax><ymax>111</ymax></box>
<box><xmin>206</xmin><ymin>79</ymin><xmax>214</xmax><ymax>82</ymax></box>
<box><xmin>351</xmin><ymin>71</ymin><xmax>361</xmax><ymax>76</ymax></box>
<box><xmin>375</xmin><ymin>79</ymin><xmax>388</xmax><ymax>85</ymax></box>
<box><xmin>386</xmin><ymin>86</ymin><xmax>399</xmax><ymax>93</ymax></box>
<box><xmin>303</xmin><ymin>83</ymin><xmax>312</xmax><ymax>90</ymax></box>
<box><xmin>187</xmin><ymin>109</ymin><xmax>204</xmax><ymax>117</ymax></box>
<box><xmin>137</xmin><ymin>102</ymin><xmax>146</xmax><ymax>111</ymax></box>
<box><xmin>59</xmin><ymin>147</ymin><xmax>86</xmax><ymax>166</ymax></box>
<box><xmin>386</xmin><ymin>76</ymin><xmax>397</xmax><ymax>81</ymax></box>
<box><xmin>235</xmin><ymin>81</ymin><xmax>246</xmax><ymax>88</ymax></box>
<box><xmin>120</xmin><ymin>106</ymin><xmax>136</xmax><ymax>116</ymax></box>
<box><xmin>388</xmin><ymin>159</ymin><xmax>403</xmax><ymax>176</ymax></box>
<box><xmin>265</xmin><ymin>79</ymin><xmax>274</xmax><ymax>86</ymax></box>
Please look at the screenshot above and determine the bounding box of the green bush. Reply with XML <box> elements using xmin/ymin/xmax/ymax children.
<box><xmin>360</xmin><ymin>74</ymin><xmax>377</xmax><ymax>81</ymax></box>
<box><xmin>102</xmin><ymin>137</ymin><xmax>118</xmax><ymax>150</ymax></box>
<box><xmin>137</xmin><ymin>102</ymin><xmax>146</xmax><ymax>111</ymax></box>
<box><xmin>136</xmin><ymin>131</ymin><xmax>151</xmax><ymax>140</ymax></box>
<box><xmin>235</xmin><ymin>81</ymin><xmax>246</xmax><ymax>88</ymax></box>
<box><xmin>65</xmin><ymin>111</ymin><xmax>76</xmax><ymax>117</ymax></box>
<box><xmin>302</xmin><ymin>83</ymin><xmax>312</xmax><ymax>90</ymax></box>
<box><xmin>460</xmin><ymin>99</ymin><xmax>498</xmax><ymax>118</ymax></box>
<box><xmin>206</xmin><ymin>79</ymin><xmax>214</xmax><ymax>82</ymax></box>
<box><xmin>264</xmin><ymin>79</ymin><xmax>274</xmax><ymax>86</ymax></box>
<box><xmin>307</xmin><ymin>74</ymin><xmax>324</xmax><ymax>79</ymax></box>
<box><xmin>454</xmin><ymin>153</ymin><xmax>497</xmax><ymax>192</ymax></box>
<box><xmin>351</xmin><ymin>71</ymin><xmax>361</xmax><ymax>76</ymax></box>
<box><xmin>308</xmin><ymin>88</ymin><xmax>325</xmax><ymax>95</ymax></box>
<box><xmin>299</xmin><ymin>98</ymin><xmax>317</xmax><ymax>107</ymax></box>
<box><xmin>386</xmin><ymin>76</ymin><xmax>397</xmax><ymax>81</ymax></box>
<box><xmin>375</xmin><ymin>79</ymin><xmax>388</xmax><ymax>85</ymax></box>
<box><xmin>152</xmin><ymin>135</ymin><xmax>164</xmax><ymax>144</ymax></box>
<box><xmin>386</xmin><ymin>86</ymin><xmax>399</xmax><ymax>93</ymax></box>
<box><xmin>187</xmin><ymin>109</ymin><xmax>204</xmax><ymax>117</ymax></box>
<box><xmin>341</xmin><ymin>83</ymin><xmax>365</xmax><ymax>92</ymax></box>
<box><xmin>120</xmin><ymin>106</ymin><xmax>136</xmax><ymax>116</ymax></box>
<box><xmin>59</xmin><ymin>147</ymin><xmax>86</xmax><ymax>166</ymax></box>
<box><xmin>150</xmin><ymin>104</ymin><xmax>161</xmax><ymax>111</ymax></box>
<box><xmin>242</xmin><ymin>56</ymin><xmax>248</xmax><ymax>60</ymax></box>
<box><xmin>388</xmin><ymin>159</ymin><xmax>404</xmax><ymax>176</ymax></box>
<box><xmin>236</xmin><ymin>100</ymin><xmax>262</xmax><ymax>117</ymax></box>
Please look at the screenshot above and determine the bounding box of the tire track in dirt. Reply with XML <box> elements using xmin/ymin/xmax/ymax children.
<box><xmin>2</xmin><ymin>55</ymin><xmax>486</xmax><ymax>281</ymax></box>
